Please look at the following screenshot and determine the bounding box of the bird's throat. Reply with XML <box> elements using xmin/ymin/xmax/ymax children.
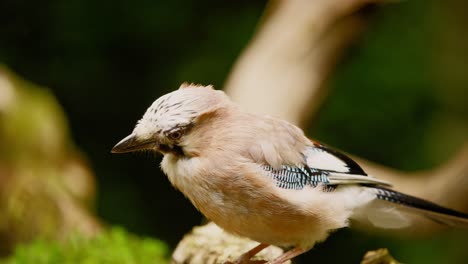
<box><xmin>159</xmin><ymin>144</ymin><xmax>185</xmax><ymax>157</ymax></box>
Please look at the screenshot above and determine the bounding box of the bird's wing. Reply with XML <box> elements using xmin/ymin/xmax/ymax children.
<box><xmin>303</xmin><ymin>142</ymin><xmax>367</xmax><ymax>175</ymax></box>
<box><xmin>305</xmin><ymin>143</ymin><xmax>390</xmax><ymax>186</ymax></box>
<box><xmin>262</xmin><ymin>143</ymin><xmax>468</xmax><ymax>228</ymax></box>
<box><xmin>262</xmin><ymin>143</ymin><xmax>391</xmax><ymax>190</ymax></box>
<box><xmin>304</xmin><ymin>143</ymin><xmax>389</xmax><ymax>186</ymax></box>
<box><xmin>262</xmin><ymin>164</ymin><xmax>332</xmax><ymax>190</ymax></box>
<box><xmin>326</xmin><ymin>172</ymin><xmax>391</xmax><ymax>187</ymax></box>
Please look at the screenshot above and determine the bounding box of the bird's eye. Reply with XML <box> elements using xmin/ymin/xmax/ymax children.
<box><xmin>168</xmin><ymin>130</ymin><xmax>183</xmax><ymax>140</ymax></box>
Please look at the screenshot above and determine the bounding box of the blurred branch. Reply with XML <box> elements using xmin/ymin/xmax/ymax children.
<box><xmin>225</xmin><ymin>0</ymin><xmax>376</xmax><ymax>126</ymax></box>
<box><xmin>224</xmin><ymin>0</ymin><xmax>468</xmax><ymax>235</ymax></box>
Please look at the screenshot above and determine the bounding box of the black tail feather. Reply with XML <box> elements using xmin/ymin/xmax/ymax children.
<box><xmin>371</xmin><ymin>187</ymin><xmax>468</xmax><ymax>227</ymax></box>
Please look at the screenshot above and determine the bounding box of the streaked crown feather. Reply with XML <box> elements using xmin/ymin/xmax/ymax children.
<box><xmin>133</xmin><ymin>83</ymin><xmax>229</xmax><ymax>138</ymax></box>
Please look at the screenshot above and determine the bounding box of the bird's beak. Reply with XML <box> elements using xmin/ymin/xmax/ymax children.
<box><xmin>111</xmin><ymin>134</ymin><xmax>159</xmax><ymax>153</ymax></box>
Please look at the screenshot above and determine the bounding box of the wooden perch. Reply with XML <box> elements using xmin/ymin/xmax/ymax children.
<box><xmin>172</xmin><ymin>223</ymin><xmax>289</xmax><ymax>264</ymax></box>
<box><xmin>172</xmin><ymin>223</ymin><xmax>402</xmax><ymax>264</ymax></box>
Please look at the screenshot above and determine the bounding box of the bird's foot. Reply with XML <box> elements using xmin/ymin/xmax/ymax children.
<box><xmin>226</xmin><ymin>243</ymin><xmax>270</xmax><ymax>264</ymax></box>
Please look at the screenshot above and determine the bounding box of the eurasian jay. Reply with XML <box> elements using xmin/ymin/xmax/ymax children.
<box><xmin>112</xmin><ymin>83</ymin><xmax>468</xmax><ymax>264</ymax></box>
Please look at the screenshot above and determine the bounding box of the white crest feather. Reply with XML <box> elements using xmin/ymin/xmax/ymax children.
<box><xmin>133</xmin><ymin>85</ymin><xmax>228</xmax><ymax>138</ymax></box>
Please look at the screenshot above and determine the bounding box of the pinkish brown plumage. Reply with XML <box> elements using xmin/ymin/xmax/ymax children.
<box><xmin>112</xmin><ymin>84</ymin><xmax>468</xmax><ymax>264</ymax></box>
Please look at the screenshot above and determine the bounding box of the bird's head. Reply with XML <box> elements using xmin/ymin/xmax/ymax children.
<box><xmin>111</xmin><ymin>83</ymin><xmax>231</xmax><ymax>157</ymax></box>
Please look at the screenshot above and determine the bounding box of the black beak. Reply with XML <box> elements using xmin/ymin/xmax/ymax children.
<box><xmin>111</xmin><ymin>134</ymin><xmax>159</xmax><ymax>153</ymax></box>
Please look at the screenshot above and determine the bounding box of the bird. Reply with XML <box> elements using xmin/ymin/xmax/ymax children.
<box><xmin>111</xmin><ymin>83</ymin><xmax>468</xmax><ymax>264</ymax></box>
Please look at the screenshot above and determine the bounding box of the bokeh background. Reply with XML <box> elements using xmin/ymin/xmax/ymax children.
<box><xmin>1</xmin><ymin>0</ymin><xmax>467</xmax><ymax>263</ymax></box>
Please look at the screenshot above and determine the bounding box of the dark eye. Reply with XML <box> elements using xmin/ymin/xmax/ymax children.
<box><xmin>168</xmin><ymin>130</ymin><xmax>183</xmax><ymax>140</ymax></box>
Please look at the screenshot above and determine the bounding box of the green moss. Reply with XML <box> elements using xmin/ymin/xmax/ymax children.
<box><xmin>1</xmin><ymin>227</ymin><xmax>169</xmax><ymax>264</ymax></box>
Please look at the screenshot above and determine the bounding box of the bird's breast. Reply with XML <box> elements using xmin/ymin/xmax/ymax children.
<box><xmin>161</xmin><ymin>155</ymin><xmax>336</xmax><ymax>248</ymax></box>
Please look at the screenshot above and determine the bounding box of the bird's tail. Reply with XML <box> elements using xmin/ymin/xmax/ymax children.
<box><xmin>353</xmin><ymin>187</ymin><xmax>468</xmax><ymax>229</ymax></box>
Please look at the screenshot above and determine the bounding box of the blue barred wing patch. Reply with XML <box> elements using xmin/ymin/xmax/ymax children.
<box><xmin>262</xmin><ymin>165</ymin><xmax>334</xmax><ymax>191</ymax></box>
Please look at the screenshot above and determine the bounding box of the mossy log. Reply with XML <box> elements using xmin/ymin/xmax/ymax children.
<box><xmin>0</xmin><ymin>66</ymin><xmax>102</xmax><ymax>256</ymax></box>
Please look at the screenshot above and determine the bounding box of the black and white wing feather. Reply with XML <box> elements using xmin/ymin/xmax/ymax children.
<box><xmin>262</xmin><ymin>165</ymin><xmax>331</xmax><ymax>190</ymax></box>
<box><xmin>261</xmin><ymin>142</ymin><xmax>468</xmax><ymax>228</ymax></box>
<box><xmin>303</xmin><ymin>143</ymin><xmax>391</xmax><ymax>186</ymax></box>
<box><xmin>304</xmin><ymin>143</ymin><xmax>366</xmax><ymax>174</ymax></box>
<box><xmin>262</xmin><ymin>143</ymin><xmax>390</xmax><ymax>190</ymax></box>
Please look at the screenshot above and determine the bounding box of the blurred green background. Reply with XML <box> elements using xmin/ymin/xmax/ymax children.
<box><xmin>1</xmin><ymin>0</ymin><xmax>467</xmax><ymax>263</ymax></box>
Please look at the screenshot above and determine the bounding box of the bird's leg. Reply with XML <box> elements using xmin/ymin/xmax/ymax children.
<box><xmin>231</xmin><ymin>243</ymin><xmax>270</xmax><ymax>264</ymax></box>
<box><xmin>265</xmin><ymin>247</ymin><xmax>307</xmax><ymax>264</ymax></box>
